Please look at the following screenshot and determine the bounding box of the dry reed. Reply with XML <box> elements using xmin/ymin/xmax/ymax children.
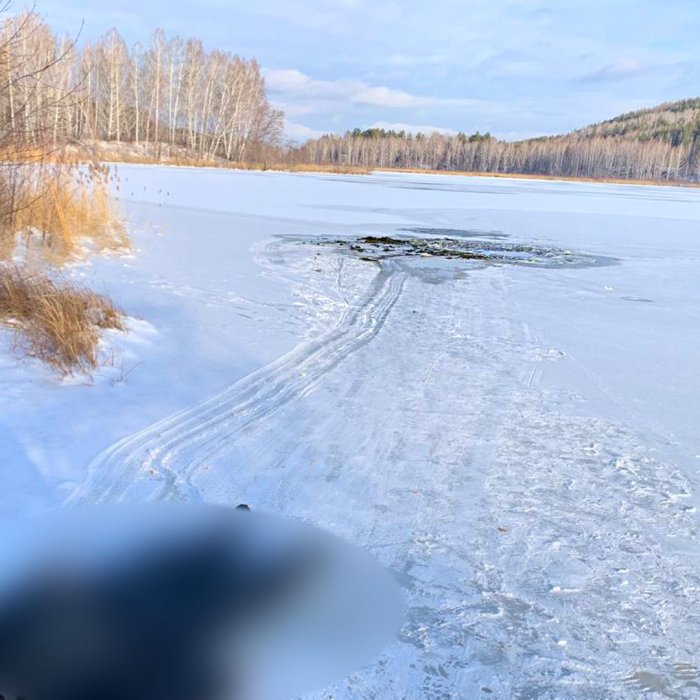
<box><xmin>0</xmin><ymin>265</ymin><xmax>124</xmax><ymax>374</ymax></box>
<box><xmin>1</xmin><ymin>158</ymin><xmax>129</xmax><ymax>264</ymax></box>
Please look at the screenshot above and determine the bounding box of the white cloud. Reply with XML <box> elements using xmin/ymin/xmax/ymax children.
<box><xmin>263</xmin><ymin>67</ymin><xmax>495</xmax><ymax>110</ymax></box>
<box><xmin>264</xmin><ymin>65</ymin><xmax>541</xmax><ymax>141</ymax></box>
<box><xmin>270</xmin><ymin>101</ymin><xmax>315</xmax><ymax>117</ymax></box>
<box><xmin>353</xmin><ymin>85</ymin><xmax>432</xmax><ymax>108</ymax></box>
<box><xmin>283</xmin><ymin>120</ymin><xmax>327</xmax><ymax>142</ymax></box>
<box><xmin>264</xmin><ymin>68</ymin><xmax>315</xmax><ymax>93</ymax></box>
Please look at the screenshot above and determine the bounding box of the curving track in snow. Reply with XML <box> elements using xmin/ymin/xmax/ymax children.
<box><xmin>66</xmin><ymin>259</ymin><xmax>406</xmax><ymax>506</ymax></box>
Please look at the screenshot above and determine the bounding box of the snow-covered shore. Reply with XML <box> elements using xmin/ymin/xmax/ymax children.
<box><xmin>1</xmin><ymin>166</ymin><xmax>699</xmax><ymax>697</ymax></box>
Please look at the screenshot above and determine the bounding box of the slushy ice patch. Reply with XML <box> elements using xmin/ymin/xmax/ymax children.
<box><xmin>311</xmin><ymin>234</ymin><xmax>614</xmax><ymax>268</ymax></box>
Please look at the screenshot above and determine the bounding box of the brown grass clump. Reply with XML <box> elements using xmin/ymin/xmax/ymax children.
<box><xmin>0</xmin><ymin>265</ymin><xmax>125</xmax><ymax>374</ymax></box>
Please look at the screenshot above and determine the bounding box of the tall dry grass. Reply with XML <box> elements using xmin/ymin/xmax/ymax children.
<box><xmin>0</xmin><ymin>155</ymin><xmax>129</xmax><ymax>374</ymax></box>
<box><xmin>0</xmin><ymin>265</ymin><xmax>124</xmax><ymax>374</ymax></box>
<box><xmin>0</xmin><ymin>157</ymin><xmax>129</xmax><ymax>264</ymax></box>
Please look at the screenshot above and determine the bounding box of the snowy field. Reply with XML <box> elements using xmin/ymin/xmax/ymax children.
<box><xmin>2</xmin><ymin>166</ymin><xmax>700</xmax><ymax>698</ymax></box>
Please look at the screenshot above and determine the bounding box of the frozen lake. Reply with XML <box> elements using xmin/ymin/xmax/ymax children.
<box><xmin>1</xmin><ymin>167</ymin><xmax>700</xmax><ymax>697</ymax></box>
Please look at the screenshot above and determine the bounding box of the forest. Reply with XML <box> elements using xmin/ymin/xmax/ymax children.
<box><xmin>290</xmin><ymin>104</ymin><xmax>700</xmax><ymax>181</ymax></box>
<box><xmin>0</xmin><ymin>12</ymin><xmax>282</xmax><ymax>162</ymax></box>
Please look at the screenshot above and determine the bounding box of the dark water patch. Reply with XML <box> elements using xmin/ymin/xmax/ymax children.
<box><xmin>308</xmin><ymin>234</ymin><xmax>617</xmax><ymax>270</ymax></box>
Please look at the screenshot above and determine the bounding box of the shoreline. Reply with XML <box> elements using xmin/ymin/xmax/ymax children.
<box><xmin>68</xmin><ymin>146</ymin><xmax>699</xmax><ymax>189</ymax></box>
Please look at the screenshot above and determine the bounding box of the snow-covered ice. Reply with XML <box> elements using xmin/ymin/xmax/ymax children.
<box><xmin>1</xmin><ymin>166</ymin><xmax>700</xmax><ymax>697</ymax></box>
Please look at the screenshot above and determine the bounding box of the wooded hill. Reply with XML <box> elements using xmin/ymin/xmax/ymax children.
<box><xmin>290</xmin><ymin>100</ymin><xmax>700</xmax><ymax>181</ymax></box>
<box><xmin>577</xmin><ymin>99</ymin><xmax>700</xmax><ymax>144</ymax></box>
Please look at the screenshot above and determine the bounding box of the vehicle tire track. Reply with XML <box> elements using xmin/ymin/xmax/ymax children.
<box><xmin>66</xmin><ymin>260</ymin><xmax>406</xmax><ymax>506</ymax></box>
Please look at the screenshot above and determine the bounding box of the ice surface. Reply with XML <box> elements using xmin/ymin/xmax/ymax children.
<box><xmin>1</xmin><ymin>166</ymin><xmax>700</xmax><ymax>697</ymax></box>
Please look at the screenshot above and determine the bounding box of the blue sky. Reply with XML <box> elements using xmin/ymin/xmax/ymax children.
<box><xmin>34</xmin><ymin>0</ymin><xmax>700</xmax><ymax>141</ymax></box>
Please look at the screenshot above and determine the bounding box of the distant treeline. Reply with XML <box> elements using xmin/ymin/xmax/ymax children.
<box><xmin>0</xmin><ymin>13</ymin><xmax>282</xmax><ymax>161</ymax></box>
<box><xmin>289</xmin><ymin>104</ymin><xmax>700</xmax><ymax>181</ymax></box>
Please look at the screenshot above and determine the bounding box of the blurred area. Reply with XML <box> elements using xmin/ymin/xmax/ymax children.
<box><xmin>0</xmin><ymin>504</ymin><xmax>402</xmax><ymax>700</ymax></box>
